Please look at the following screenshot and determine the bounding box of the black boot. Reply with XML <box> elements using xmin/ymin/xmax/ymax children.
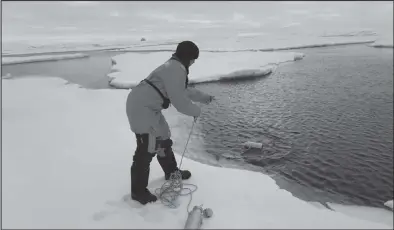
<box><xmin>156</xmin><ymin>139</ymin><xmax>191</xmax><ymax>181</ymax></box>
<box><xmin>164</xmin><ymin>168</ymin><xmax>191</xmax><ymax>181</ymax></box>
<box><xmin>130</xmin><ymin>134</ymin><xmax>157</xmax><ymax>205</ymax></box>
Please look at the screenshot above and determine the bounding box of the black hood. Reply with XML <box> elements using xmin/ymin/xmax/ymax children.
<box><xmin>175</xmin><ymin>41</ymin><xmax>199</xmax><ymax>61</ymax></box>
<box><xmin>170</xmin><ymin>54</ymin><xmax>189</xmax><ymax>87</ymax></box>
<box><xmin>173</xmin><ymin>41</ymin><xmax>199</xmax><ymax>72</ymax></box>
<box><xmin>170</xmin><ymin>41</ymin><xmax>199</xmax><ymax>88</ymax></box>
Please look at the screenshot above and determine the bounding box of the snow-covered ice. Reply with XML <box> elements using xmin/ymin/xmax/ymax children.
<box><xmin>2</xmin><ymin>53</ymin><xmax>89</xmax><ymax>65</ymax></box>
<box><xmin>2</xmin><ymin>73</ymin><xmax>12</xmax><ymax>79</ymax></box>
<box><xmin>3</xmin><ymin>0</ymin><xmax>392</xmax><ymax>56</ymax></box>
<box><xmin>385</xmin><ymin>200</ymin><xmax>393</xmax><ymax>210</ymax></box>
<box><xmin>370</xmin><ymin>39</ymin><xmax>394</xmax><ymax>48</ymax></box>
<box><xmin>2</xmin><ymin>31</ymin><xmax>378</xmax><ymax>57</ymax></box>
<box><xmin>2</xmin><ymin>76</ymin><xmax>393</xmax><ymax>229</ymax></box>
<box><xmin>107</xmin><ymin>51</ymin><xmax>304</xmax><ymax>89</ymax></box>
<box><xmin>1</xmin><ymin>39</ymin><xmax>181</xmax><ymax>57</ymax></box>
<box><xmin>326</xmin><ymin>203</ymin><xmax>393</xmax><ymax>227</ymax></box>
<box><xmin>115</xmin><ymin>38</ymin><xmax>377</xmax><ymax>53</ymax></box>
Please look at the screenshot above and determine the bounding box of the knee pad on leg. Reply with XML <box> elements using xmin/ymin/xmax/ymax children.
<box><xmin>157</xmin><ymin>139</ymin><xmax>173</xmax><ymax>158</ymax></box>
<box><xmin>135</xmin><ymin>133</ymin><xmax>159</xmax><ymax>154</ymax></box>
<box><xmin>133</xmin><ymin>133</ymin><xmax>157</xmax><ymax>169</ymax></box>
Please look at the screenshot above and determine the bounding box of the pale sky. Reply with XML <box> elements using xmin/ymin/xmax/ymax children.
<box><xmin>2</xmin><ymin>1</ymin><xmax>393</xmax><ymax>38</ymax></box>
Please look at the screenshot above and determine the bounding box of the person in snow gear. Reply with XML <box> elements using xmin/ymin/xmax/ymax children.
<box><xmin>126</xmin><ymin>41</ymin><xmax>215</xmax><ymax>205</ymax></box>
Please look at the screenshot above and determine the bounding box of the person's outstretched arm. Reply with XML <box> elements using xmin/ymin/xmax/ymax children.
<box><xmin>186</xmin><ymin>87</ymin><xmax>214</xmax><ymax>104</ymax></box>
<box><xmin>162</xmin><ymin>65</ymin><xmax>201</xmax><ymax>117</ymax></box>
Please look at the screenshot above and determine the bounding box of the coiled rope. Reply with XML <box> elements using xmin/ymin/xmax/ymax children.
<box><xmin>154</xmin><ymin>119</ymin><xmax>198</xmax><ymax>213</ymax></box>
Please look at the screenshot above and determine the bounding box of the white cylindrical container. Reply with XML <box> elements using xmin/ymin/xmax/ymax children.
<box><xmin>243</xmin><ymin>141</ymin><xmax>263</xmax><ymax>149</ymax></box>
<box><xmin>184</xmin><ymin>206</ymin><xmax>203</xmax><ymax>229</ymax></box>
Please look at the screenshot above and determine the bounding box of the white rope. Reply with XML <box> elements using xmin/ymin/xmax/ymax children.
<box><xmin>155</xmin><ymin>119</ymin><xmax>199</xmax><ymax>213</ymax></box>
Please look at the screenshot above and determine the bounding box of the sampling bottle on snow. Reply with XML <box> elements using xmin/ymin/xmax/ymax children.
<box><xmin>184</xmin><ymin>206</ymin><xmax>213</xmax><ymax>229</ymax></box>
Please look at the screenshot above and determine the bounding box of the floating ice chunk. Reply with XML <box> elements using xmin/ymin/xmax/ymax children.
<box><xmin>107</xmin><ymin>51</ymin><xmax>304</xmax><ymax>89</ymax></box>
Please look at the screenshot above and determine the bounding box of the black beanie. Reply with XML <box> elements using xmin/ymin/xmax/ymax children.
<box><xmin>175</xmin><ymin>41</ymin><xmax>199</xmax><ymax>61</ymax></box>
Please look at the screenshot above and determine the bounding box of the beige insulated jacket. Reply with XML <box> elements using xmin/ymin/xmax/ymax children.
<box><xmin>126</xmin><ymin>57</ymin><xmax>212</xmax><ymax>141</ymax></box>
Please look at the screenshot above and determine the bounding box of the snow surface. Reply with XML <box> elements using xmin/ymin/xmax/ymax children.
<box><xmin>2</xmin><ymin>76</ymin><xmax>393</xmax><ymax>229</ymax></box>
<box><xmin>2</xmin><ymin>34</ymin><xmax>378</xmax><ymax>56</ymax></box>
<box><xmin>385</xmin><ymin>200</ymin><xmax>393</xmax><ymax>210</ymax></box>
<box><xmin>370</xmin><ymin>39</ymin><xmax>394</xmax><ymax>48</ymax></box>
<box><xmin>1</xmin><ymin>39</ymin><xmax>181</xmax><ymax>57</ymax></box>
<box><xmin>2</xmin><ymin>53</ymin><xmax>89</xmax><ymax>65</ymax></box>
<box><xmin>107</xmin><ymin>51</ymin><xmax>304</xmax><ymax>89</ymax></box>
<box><xmin>326</xmin><ymin>203</ymin><xmax>393</xmax><ymax>227</ymax></box>
<box><xmin>365</xmin><ymin>34</ymin><xmax>393</xmax><ymax>48</ymax></box>
<box><xmin>115</xmin><ymin>38</ymin><xmax>376</xmax><ymax>53</ymax></box>
<box><xmin>1</xmin><ymin>42</ymin><xmax>130</xmax><ymax>57</ymax></box>
<box><xmin>2</xmin><ymin>73</ymin><xmax>12</xmax><ymax>79</ymax></box>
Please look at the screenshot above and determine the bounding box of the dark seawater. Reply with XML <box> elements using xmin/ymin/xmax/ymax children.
<box><xmin>3</xmin><ymin>44</ymin><xmax>393</xmax><ymax>208</ymax></box>
<box><xmin>2</xmin><ymin>51</ymin><xmax>124</xmax><ymax>89</ymax></box>
<box><xmin>194</xmin><ymin>45</ymin><xmax>393</xmax><ymax>208</ymax></box>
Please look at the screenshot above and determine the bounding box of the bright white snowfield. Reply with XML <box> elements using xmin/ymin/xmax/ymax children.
<box><xmin>2</xmin><ymin>53</ymin><xmax>89</xmax><ymax>65</ymax></box>
<box><xmin>385</xmin><ymin>200</ymin><xmax>393</xmax><ymax>210</ymax></box>
<box><xmin>2</xmin><ymin>77</ymin><xmax>393</xmax><ymax>229</ymax></box>
<box><xmin>108</xmin><ymin>51</ymin><xmax>304</xmax><ymax>89</ymax></box>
